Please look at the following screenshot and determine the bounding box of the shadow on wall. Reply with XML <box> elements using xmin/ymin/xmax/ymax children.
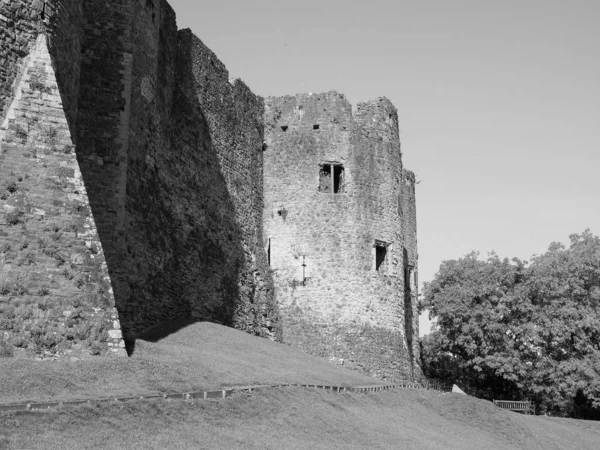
<box><xmin>72</xmin><ymin>20</ymin><xmax>250</xmax><ymax>354</ymax></box>
<box><xmin>403</xmin><ymin>248</ymin><xmax>415</xmax><ymax>378</ymax></box>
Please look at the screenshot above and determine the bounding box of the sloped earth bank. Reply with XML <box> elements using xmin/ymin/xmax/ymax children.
<box><xmin>0</xmin><ymin>322</ymin><xmax>381</xmax><ymax>405</ymax></box>
<box><xmin>1</xmin><ymin>322</ymin><xmax>599</xmax><ymax>449</ymax></box>
<box><xmin>1</xmin><ymin>388</ymin><xmax>600</xmax><ymax>450</ymax></box>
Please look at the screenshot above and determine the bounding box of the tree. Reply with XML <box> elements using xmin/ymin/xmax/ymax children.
<box><xmin>422</xmin><ymin>231</ymin><xmax>600</xmax><ymax>418</ymax></box>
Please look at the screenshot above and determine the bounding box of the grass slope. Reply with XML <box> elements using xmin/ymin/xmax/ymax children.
<box><xmin>0</xmin><ymin>322</ymin><xmax>381</xmax><ymax>405</ymax></box>
<box><xmin>2</xmin><ymin>322</ymin><xmax>599</xmax><ymax>449</ymax></box>
<box><xmin>2</xmin><ymin>388</ymin><xmax>600</xmax><ymax>449</ymax></box>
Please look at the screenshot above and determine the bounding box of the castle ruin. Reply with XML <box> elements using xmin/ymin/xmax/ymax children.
<box><xmin>0</xmin><ymin>0</ymin><xmax>420</xmax><ymax>381</ymax></box>
<box><xmin>264</xmin><ymin>93</ymin><xmax>419</xmax><ymax>379</ymax></box>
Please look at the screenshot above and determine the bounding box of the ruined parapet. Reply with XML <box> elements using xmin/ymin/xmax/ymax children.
<box><xmin>263</xmin><ymin>92</ymin><xmax>421</xmax><ymax>380</ymax></box>
<box><xmin>0</xmin><ymin>34</ymin><xmax>125</xmax><ymax>358</ymax></box>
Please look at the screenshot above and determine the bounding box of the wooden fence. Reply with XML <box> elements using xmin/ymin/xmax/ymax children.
<box><xmin>493</xmin><ymin>400</ymin><xmax>535</xmax><ymax>415</ymax></box>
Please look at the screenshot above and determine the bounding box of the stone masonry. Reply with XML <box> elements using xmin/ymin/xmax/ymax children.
<box><xmin>0</xmin><ymin>0</ymin><xmax>419</xmax><ymax>382</ymax></box>
<box><xmin>263</xmin><ymin>93</ymin><xmax>421</xmax><ymax>381</ymax></box>
<box><xmin>0</xmin><ymin>33</ymin><xmax>125</xmax><ymax>358</ymax></box>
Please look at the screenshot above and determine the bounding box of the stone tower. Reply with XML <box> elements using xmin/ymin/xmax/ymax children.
<box><xmin>263</xmin><ymin>92</ymin><xmax>421</xmax><ymax>381</ymax></box>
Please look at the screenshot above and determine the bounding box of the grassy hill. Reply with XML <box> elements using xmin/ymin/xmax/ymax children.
<box><xmin>1</xmin><ymin>322</ymin><xmax>599</xmax><ymax>449</ymax></box>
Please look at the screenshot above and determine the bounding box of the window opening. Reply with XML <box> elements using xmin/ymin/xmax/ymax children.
<box><xmin>313</xmin><ymin>124</ymin><xmax>320</xmax><ymax>130</ymax></box>
<box><xmin>404</xmin><ymin>266</ymin><xmax>412</xmax><ymax>291</ymax></box>
<box><xmin>318</xmin><ymin>163</ymin><xmax>344</xmax><ymax>195</ymax></box>
<box><xmin>333</xmin><ymin>165</ymin><xmax>344</xmax><ymax>193</ymax></box>
<box><xmin>375</xmin><ymin>241</ymin><xmax>388</xmax><ymax>271</ymax></box>
<box><xmin>301</xmin><ymin>255</ymin><xmax>310</xmax><ymax>285</ymax></box>
<box><xmin>281</xmin><ymin>125</ymin><xmax>288</xmax><ymax>132</ymax></box>
<box><xmin>267</xmin><ymin>238</ymin><xmax>271</xmax><ymax>266</ymax></box>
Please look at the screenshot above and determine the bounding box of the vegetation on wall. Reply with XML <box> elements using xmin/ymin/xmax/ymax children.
<box><xmin>421</xmin><ymin>230</ymin><xmax>600</xmax><ymax>419</ymax></box>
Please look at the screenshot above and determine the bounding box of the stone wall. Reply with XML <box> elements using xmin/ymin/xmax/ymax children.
<box><xmin>400</xmin><ymin>168</ymin><xmax>419</xmax><ymax>371</ymax></box>
<box><xmin>94</xmin><ymin>1</ymin><xmax>278</xmax><ymax>340</ymax></box>
<box><xmin>0</xmin><ymin>0</ymin><xmax>279</xmax><ymax>357</ymax></box>
<box><xmin>0</xmin><ymin>0</ymin><xmax>42</xmax><ymax>121</ymax></box>
<box><xmin>1</xmin><ymin>0</ymin><xmax>418</xmax><ymax>375</ymax></box>
<box><xmin>0</xmin><ymin>33</ymin><xmax>124</xmax><ymax>358</ymax></box>
<box><xmin>263</xmin><ymin>92</ymin><xmax>421</xmax><ymax>380</ymax></box>
<box><xmin>180</xmin><ymin>30</ymin><xmax>278</xmax><ymax>338</ymax></box>
<box><xmin>75</xmin><ymin>0</ymin><xmax>133</xmax><ymax>340</ymax></box>
<box><xmin>74</xmin><ymin>0</ymin><xmax>277</xmax><ymax>341</ymax></box>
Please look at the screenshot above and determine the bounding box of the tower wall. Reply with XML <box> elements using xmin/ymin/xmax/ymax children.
<box><xmin>264</xmin><ymin>92</ymin><xmax>421</xmax><ymax>381</ymax></box>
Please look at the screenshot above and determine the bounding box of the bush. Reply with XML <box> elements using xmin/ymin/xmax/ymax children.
<box><xmin>0</xmin><ymin>274</ymin><xmax>28</xmax><ymax>296</ymax></box>
<box><xmin>28</xmin><ymin>73</ymin><xmax>52</xmax><ymax>94</ymax></box>
<box><xmin>5</xmin><ymin>210</ymin><xmax>24</xmax><ymax>226</ymax></box>
<box><xmin>30</xmin><ymin>323</ymin><xmax>60</xmax><ymax>354</ymax></box>
<box><xmin>11</xmin><ymin>333</ymin><xmax>29</xmax><ymax>349</ymax></box>
<box><xmin>37</xmin><ymin>285</ymin><xmax>51</xmax><ymax>296</ymax></box>
<box><xmin>89</xmin><ymin>341</ymin><xmax>104</xmax><ymax>356</ymax></box>
<box><xmin>14</xmin><ymin>126</ymin><xmax>28</xmax><ymax>142</ymax></box>
<box><xmin>16</xmin><ymin>251</ymin><xmax>36</xmax><ymax>266</ymax></box>
<box><xmin>0</xmin><ymin>338</ymin><xmax>14</xmax><ymax>357</ymax></box>
<box><xmin>37</xmin><ymin>298</ymin><xmax>51</xmax><ymax>311</ymax></box>
<box><xmin>74</xmin><ymin>322</ymin><xmax>93</xmax><ymax>341</ymax></box>
<box><xmin>3</xmin><ymin>180</ymin><xmax>18</xmax><ymax>194</ymax></box>
<box><xmin>73</xmin><ymin>274</ymin><xmax>86</xmax><ymax>289</ymax></box>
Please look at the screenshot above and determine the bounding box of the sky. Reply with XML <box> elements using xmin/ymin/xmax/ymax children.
<box><xmin>168</xmin><ymin>0</ymin><xmax>600</xmax><ymax>335</ymax></box>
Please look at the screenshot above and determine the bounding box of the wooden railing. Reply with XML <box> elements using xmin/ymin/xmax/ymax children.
<box><xmin>493</xmin><ymin>400</ymin><xmax>535</xmax><ymax>415</ymax></box>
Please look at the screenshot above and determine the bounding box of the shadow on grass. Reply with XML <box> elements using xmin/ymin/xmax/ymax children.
<box><xmin>126</xmin><ymin>318</ymin><xmax>200</xmax><ymax>355</ymax></box>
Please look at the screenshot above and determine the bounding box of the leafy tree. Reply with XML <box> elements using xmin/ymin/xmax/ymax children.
<box><xmin>422</xmin><ymin>231</ymin><xmax>600</xmax><ymax>418</ymax></box>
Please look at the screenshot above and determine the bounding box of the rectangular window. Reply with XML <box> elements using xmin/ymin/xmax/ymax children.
<box><xmin>333</xmin><ymin>165</ymin><xmax>344</xmax><ymax>193</ymax></box>
<box><xmin>267</xmin><ymin>238</ymin><xmax>271</xmax><ymax>266</ymax></box>
<box><xmin>374</xmin><ymin>240</ymin><xmax>388</xmax><ymax>271</ymax></box>
<box><xmin>376</xmin><ymin>246</ymin><xmax>387</xmax><ymax>271</ymax></box>
<box><xmin>319</xmin><ymin>163</ymin><xmax>344</xmax><ymax>194</ymax></box>
<box><xmin>404</xmin><ymin>266</ymin><xmax>412</xmax><ymax>291</ymax></box>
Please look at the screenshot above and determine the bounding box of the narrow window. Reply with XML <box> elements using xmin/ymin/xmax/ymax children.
<box><xmin>267</xmin><ymin>238</ymin><xmax>271</xmax><ymax>265</ymax></box>
<box><xmin>333</xmin><ymin>165</ymin><xmax>344</xmax><ymax>193</ymax></box>
<box><xmin>404</xmin><ymin>266</ymin><xmax>412</xmax><ymax>291</ymax></box>
<box><xmin>281</xmin><ymin>125</ymin><xmax>288</xmax><ymax>132</ymax></box>
<box><xmin>376</xmin><ymin>246</ymin><xmax>387</xmax><ymax>271</ymax></box>
<box><xmin>313</xmin><ymin>124</ymin><xmax>320</xmax><ymax>130</ymax></box>
<box><xmin>298</xmin><ymin>254</ymin><xmax>311</xmax><ymax>285</ymax></box>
